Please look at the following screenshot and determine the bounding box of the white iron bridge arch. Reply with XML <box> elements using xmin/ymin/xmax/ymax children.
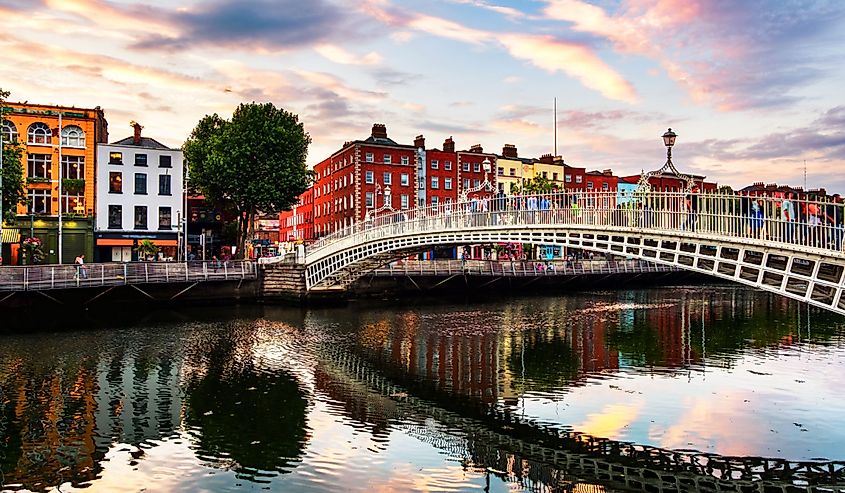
<box><xmin>303</xmin><ymin>191</ymin><xmax>845</xmax><ymax>315</ymax></box>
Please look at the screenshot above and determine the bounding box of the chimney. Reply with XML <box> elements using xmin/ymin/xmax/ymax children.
<box><xmin>602</xmin><ymin>169</ymin><xmax>613</xmax><ymax>176</ymax></box>
<box><xmin>539</xmin><ymin>153</ymin><xmax>554</xmax><ymax>164</ymax></box>
<box><xmin>414</xmin><ymin>134</ymin><xmax>425</xmax><ymax>149</ymax></box>
<box><xmin>469</xmin><ymin>144</ymin><xmax>483</xmax><ymax>154</ymax></box>
<box><xmin>443</xmin><ymin>137</ymin><xmax>455</xmax><ymax>153</ymax></box>
<box><xmin>131</xmin><ymin>121</ymin><xmax>143</xmax><ymax>146</ymax></box>
<box><xmin>502</xmin><ymin>144</ymin><xmax>518</xmax><ymax>158</ymax></box>
<box><xmin>371</xmin><ymin>123</ymin><xmax>387</xmax><ymax>140</ymax></box>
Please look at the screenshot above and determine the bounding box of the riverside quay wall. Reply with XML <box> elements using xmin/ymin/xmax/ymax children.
<box><xmin>0</xmin><ymin>259</ymin><xmax>693</xmax><ymax>310</ymax></box>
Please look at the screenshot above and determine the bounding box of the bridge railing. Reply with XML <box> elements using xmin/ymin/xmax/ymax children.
<box><xmin>370</xmin><ymin>259</ymin><xmax>676</xmax><ymax>277</ymax></box>
<box><xmin>308</xmin><ymin>190</ymin><xmax>845</xmax><ymax>260</ymax></box>
<box><xmin>0</xmin><ymin>260</ymin><xmax>257</xmax><ymax>292</ymax></box>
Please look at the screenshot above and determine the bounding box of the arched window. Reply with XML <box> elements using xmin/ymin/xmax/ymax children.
<box><xmin>28</xmin><ymin>122</ymin><xmax>52</xmax><ymax>145</ymax></box>
<box><xmin>61</xmin><ymin>125</ymin><xmax>85</xmax><ymax>148</ymax></box>
<box><xmin>1</xmin><ymin>119</ymin><xmax>17</xmax><ymax>143</ymax></box>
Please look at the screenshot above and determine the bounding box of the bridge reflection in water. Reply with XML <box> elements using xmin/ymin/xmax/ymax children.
<box><xmin>1</xmin><ymin>290</ymin><xmax>844</xmax><ymax>492</ymax></box>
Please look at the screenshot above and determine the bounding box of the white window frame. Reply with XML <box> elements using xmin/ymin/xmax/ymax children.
<box><xmin>444</xmin><ymin>178</ymin><xmax>453</xmax><ymax>190</ymax></box>
<box><xmin>2</xmin><ymin>119</ymin><xmax>18</xmax><ymax>143</ymax></box>
<box><xmin>366</xmin><ymin>192</ymin><xmax>374</xmax><ymax>208</ymax></box>
<box><xmin>462</xmin><ymin>162</ymin><xmax>470</xmax><ymax>172</ymax></box>
<box><xmin>61</xmin><ymin>125</ymin><xmax>85</xmax><ymax>148</ymax></box>
<box><xmin>474</xmin><ymin>162</ymin><xmax>481</xmax><ymax>173</ymax></box>
<box><xmin>383</xmin><ymin>172</ymin><xmax>392</xmax><ymax>185</ymax></box>
<box><xmin>365</xmin><ymin>170</ymin><xmax>374</xmax><ymax>184</ymax></box>
<box><xmin>444</xmin><ymin>161</ymin><xmax>452</xmax><ymax>171</ymax></box>
<box><xmin>576</xmin><ymin>175</ymin><xmax>583</xmax><ymax>183</ymax></box>
<box><xmin>383</xmin><ymin>154</ymin><xmax>392</xmax><ymax>164</ymax></box>
<box><xmin>401</xmin><ymin>194</ymin><xmax>409</xmax><ymax>209</ymax></box>
<box><xmin>431</xmin><ymin>160</ymin><xmax>439</xmax><ymax>170</ymax></box>
<box><xmin>401</xmin><ymin>156</ymin><xmax>409</xmax><ymax>165</ymax></box>
<box><xmin>431</xmin><ymin>177</ymin><xmax>439</xmax><ymax>189</ymax></box>
<box><xmin>28</xmin><ymin>122</ymin><xmax>52</xmax><ymax>145</ymax></box>
<box><xmin>400</xmin><ymin>173</ymin><xmax>409</xmax><ymax>186</ymax></box>
<box><xmin>365</xmin><ymin>153</ymin><xmax>374</xmax><ymax>163</ymax></box>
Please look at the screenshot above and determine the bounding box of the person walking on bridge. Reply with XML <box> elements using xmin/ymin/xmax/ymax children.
<box><xmin>74</xmin><ymin>254</ymin><xmax>88</xmax><ymax>279</ymax></box>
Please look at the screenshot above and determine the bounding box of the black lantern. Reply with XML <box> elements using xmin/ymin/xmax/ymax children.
<box><xmin>662</xmin><ymin>128</ymin><xmax>677</xmax><ymax>148</ymax></box>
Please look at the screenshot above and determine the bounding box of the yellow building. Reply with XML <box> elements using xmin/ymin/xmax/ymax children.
<box><xmin>495</xmin><ymin>144</ymin><xmax>535</xmax><ymax>195</ymax></box>
<box><xmin>1</xmin><ymin>102</ymin><xmax>108</xmax><ymax>264</ymax></box>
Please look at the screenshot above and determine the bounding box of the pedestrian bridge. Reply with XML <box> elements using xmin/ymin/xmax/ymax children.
<box><xmin>304</xmin><ymin>190</ymin><xmax>845</xmax><ymax>315</ymax></box>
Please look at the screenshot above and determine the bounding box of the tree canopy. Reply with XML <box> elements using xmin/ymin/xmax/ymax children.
<box><xmin>183</xmin><ymin>103</ymin><xmax>313</xmax><ymax>257</ymax></box>
<box><xmin>1</xmin><ymin>88</ymin><xmax>26</xmax><ymax>223</ymax></box>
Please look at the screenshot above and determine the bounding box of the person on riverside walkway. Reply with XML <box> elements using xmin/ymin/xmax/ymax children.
<box><xmin>74</xmin><ymin>254</ymin><xmax>88</xmax><ymax>279</ymax></box>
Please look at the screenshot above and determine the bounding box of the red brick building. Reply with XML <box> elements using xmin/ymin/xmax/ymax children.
<box><xmin>278</xmin><ymin>187</ymin><xmax>314</xmax><ymax>242</ymax></box>
<box><xmin>422</xmin><ymin>136</ymin><xmax>459</xmax><ymax>206</ymax></box>
<box><xmin>619</xmin><ymin>172</ymin><xmax>716</xmax><ymax>192</ymax></box>
<box><xmin>584</xmin><ymin>170</ymin><xmax>618</xmax><ymax>192</ymax></box>
<box><xmin>312</xmin><ymin>124</ymin><xmax>418</xmax><ymax>238</ymax></box>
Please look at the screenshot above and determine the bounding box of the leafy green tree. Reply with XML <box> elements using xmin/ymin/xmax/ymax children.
<box><xmin>1</xmin><ymin>88</ymin><xmax>26</xmax><ymax>223</ymax></box>
<box><xmin>183</xmin><ymin>103</ymin><xmax>312</xmax><ymax>258</ymax></box>
<box><xmin>135</xmin><ymin>239</ymin><xmax>158</xmax><ymax>260</ymax></box>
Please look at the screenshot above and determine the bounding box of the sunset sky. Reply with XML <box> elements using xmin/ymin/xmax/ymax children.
<box><xmin>1</xmin><ymin>0</ymin><xmax>843</xmax><ymax>191</ymax></box>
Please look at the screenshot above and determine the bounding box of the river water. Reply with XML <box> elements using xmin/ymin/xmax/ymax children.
<box><xmin>1</xmin><ymin>286</ymin><xmax>844</xmax><ymax>492</ymax></box>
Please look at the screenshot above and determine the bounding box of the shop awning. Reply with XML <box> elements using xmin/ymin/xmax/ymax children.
<box><xmin>97</xmin><ymin>239</ymin><xmax>133</xmax><ymax>246</ymax></box>
<box><xmin>1</xmin><ymin>228</ymin><xmax>20</xmax><ymax>244</ymax></box>
<box><xmin>96</xmin><ymin>238</ymin><xmax>178</xmax><ymax>247</ymax></box>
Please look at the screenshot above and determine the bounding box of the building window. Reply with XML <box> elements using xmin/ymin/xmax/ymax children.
<box><xmin>576</xmin><ymin>175</ymin><xmax>583</xmax><ymax>183</ymax></box>
<box><xmin>401</xmin><ymin>194</ymin><xmax>409</xmax><ymax>209</ymax></box>
<box><xmin>109</xmin><ymin>172</ymin><xmax>122</xmax><ymax>193</ymax></box>
<box><xmin>27</xmin><ymin>153</ymin><xmax>51</xmax><ymax>179</ymax></box>
<box><xmin>135</xmin><ymin>153</ymin><xmax>148</xmax><ymax>166</ymax></box>
<box><xmin>365</xmin><ymin>153</ymin><xmax>374</xmax><ymax>163</ymax></box>
<box><xmin>419</xmin><ymin>177</ymin><xmax>425</xmax><ymax>190</ymax></box>
<box><xmin>27</xmin><ymin>122</ymin><xmax>51</xmax><ymax>145</ymax></box>
<box><xmin>135</xmin><ymin>173</ymin><xmax>147</xmax><ymax>194</ymax></box>
<box><xmin>444</xmin><ymin>161</ymin><xmax>452</xmax><ymax>170</ymax></box>
<box><xmin>602</xmin><ymin>182</ymin><xmax>609</xmax><ymax>190</ymax></box>
<box><xmin>108</xmin><ymin>205</ymin><xmax>122</xmax><ymax>229</ymax></box>
<box><xmin>109</xmin><ymin>152</ymin><xmax>123</xmax><ymax>165</ymax></box>
<box><xmin>134</xmin><ymin>206</ymin><xmax>147</xmax><ymax>229</ymax></box>
<box><xmin>61</xmin><ymin>192</ymin><xmax>83</xmax><ymax>215</ymax></box>
<box><xmin>28</xmin><ymin>189</ymin><xmax>50</xmax><ymax>215</ymax></box>
<box><xmin>2</xmin><ymin>119</ymin><xmax>18</xmax><ymax>143</ymax></box>
<box><xmin>383</xmin><ymin>172</ymin><xmax>391</xmax><ymax>185</ymax></box>
<box><xmin>474</xmin><ymin>162</ymin><xmax>481</xmax><ymax>172</ymax></box>
<box><xmin>463</xmin><ymin>178</ymin><xmax>470</xmax><ymax>189</ymax></box>
<box><xmin>462</xmin><ymin>162</ymin><xmax>470</xmax><ymax>172</ymax></box>
<box><xmin>62</xmin><ymin>155</ymin><xmax>84</xmax><ymax>180</ymax></box>
<box><xmin>159</xmin><ymin>207</ymin><xmax>172</xmax><ymax>230</ymax></box>
<box><xmin>498</xmin><ymin>167</ymin><xmax>504</xmax><ymax>176</ymax></box>
<box><xmin>587</xmin><ymin>182</ymin><xmax>594</xmax><ymax>189</ymax></box>
<box><xmin>444</xmin><ymin>178</ymin><xmax>453</xmax><ymax>190</ymax></box>
<box><xmin>509</xmin><ymin>168</ymin><xmax>516</xmax><ymax>176</ymax></box>
<box><xmin>401</xmin><ymin>156</ymin><xmax>409</xmax><ymax>165</ymax></box>
<box><xmin>431</xmin><ymin>160</ymin><xmax>439</xmax><ymax>170</ymax></box>
<box><xmin>431</xmin><ymin>196</ymin><xmax>439</xmax><ymax>206</ymax></box>
<box><xmin>474</xmin><ymin>179</ymin><xmax>480</xmax><ymax>187</ymax></box>
<box><xmin>61</xmin><ymin>125</ymin><xmax>85</xmax><ymax>148</ymax></box>
<box><xmin>366</xmin><ymin>192</ymin><xmax>374</xmax><ymax>208</ymax></box>
<box><xmin>565</xmin><ymin>174</ymin><xmax>572</xmax><ymax>183</ymax></box>
<box><xmin>542</xmin><ymin>171</ymin><xmax>548</xmax><ymax>179</ymax></box>
<box><xmin>159</xmin><ymin>155</ymin><xmax>172</xmax><ymax>168</ymax></box>
<box><xmin>365</xmin><ymin>171</ymin><xmax>374</xmax><ymax>184</ymax></box>
<box><xmin>431</xmin><ymin>177</ymin><xmax>439</xmax><ymax>189</ymax></box>
<box><xmin>159</xmin><ymin>174</ymin><xmax>172</xmax><ymax>195</ymax></box>
<box><xmin>383</xmin><ymin>154</ymin><xmax>391</xmax><ymax>164</ymax></box>
<box><xmin>400</xmin><ymin>173</ymin><xmax>409</xmax><ymax>186</ymax></box>
<box><xmin>553</xmin><ymin>172</ymin><xmax>558</xmax><ymax>181</ymax></box>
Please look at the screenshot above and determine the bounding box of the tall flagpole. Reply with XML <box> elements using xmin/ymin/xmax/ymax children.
<box><xmin>57</xmin><ymin>112</ymin><xmax>63</xmax><ymax>264</ymax></box>
<box><xmin>554</xmin><ymin>97</ymin><xmax>557</xmax><ymax>157</ymax></box>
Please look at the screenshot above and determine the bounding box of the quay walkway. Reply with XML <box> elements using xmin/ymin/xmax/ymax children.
<box><xmin>370</xmin><ymin>259</ymin><xmax>677</xmax><ymax>277</ymax></box>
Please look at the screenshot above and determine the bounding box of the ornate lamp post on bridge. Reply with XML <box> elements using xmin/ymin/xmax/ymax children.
<box><xmin>460</xmin><ymin>157</ymin><xmax>494</xmax><ymax>203</ymax></box>
<box><xmin>637</xmin><ymin>128</ymin><xmax>694</xmax><ymax>192</ymax></box>
<box><xmin>365</xmin><ymin>185</ymin><xmax>393</xmax><ymax>222</ymax></box>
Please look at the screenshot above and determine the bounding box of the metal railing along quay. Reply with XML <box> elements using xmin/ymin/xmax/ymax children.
<box><xmin>370</xmin><ymin>259</ymin><xmax>677</xmax><ymax>277</ymax></box>
<box><xmin>0</xmin><ymin>260</ymin><xmax>257</xmax><ymax>292</ymax></box>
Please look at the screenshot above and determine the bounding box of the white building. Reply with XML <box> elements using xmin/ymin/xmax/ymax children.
<box><xmin>95</xmin><ymin>123</ymin><xmax>183</xmax><ymax>261</ymax></box>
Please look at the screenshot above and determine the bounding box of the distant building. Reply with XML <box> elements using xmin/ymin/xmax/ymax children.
<box><xmin>313</xmin><ymin>124</ymin><xmax>418</xmax><ymax>238</ymax></box>
<box><xmin>738</xmin><ymin>182</ymin><xmax>827</xmax><ymax>200</ymax></box>
<box><xmin>95</xmin><ymin>122</ymin><xmax>183</xmax><ymax>261</ymax></box>
<box><xmin>279</xmin><ymin>187</ymin><xmax>314</xmax><ymax>243</ymax></box>
<box><xmin>1</xmin><ymin>102</ymin><xmax>108</xmax><ymax>264</ymax></box>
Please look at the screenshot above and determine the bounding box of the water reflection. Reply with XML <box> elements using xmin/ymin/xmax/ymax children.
<box><xmin>1</xmin><ymin>287</ymin><xmax>845</xmax><ymax>492</ymax></box>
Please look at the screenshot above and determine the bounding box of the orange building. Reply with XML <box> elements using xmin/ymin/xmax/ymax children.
<box><xmin>1</xmin><ymin>102</ymin><xmax>108</xmax><ymax>264</ymax></box>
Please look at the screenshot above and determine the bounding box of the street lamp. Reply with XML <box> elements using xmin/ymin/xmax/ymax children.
<box><xmin>460</xmin><ymin>157</ymin><xmax>494</xmax><ymax>202</ymax></box>
<box><xmin>637</xmin><ymin>127</ymin><xmax>693</xmax><ymax>192</ymax></box>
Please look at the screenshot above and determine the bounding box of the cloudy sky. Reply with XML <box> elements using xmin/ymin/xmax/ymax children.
<box><xmin>2</xmin><ymin>0</ymin><xmax>844</xmax><ymax>190</ymax></box>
